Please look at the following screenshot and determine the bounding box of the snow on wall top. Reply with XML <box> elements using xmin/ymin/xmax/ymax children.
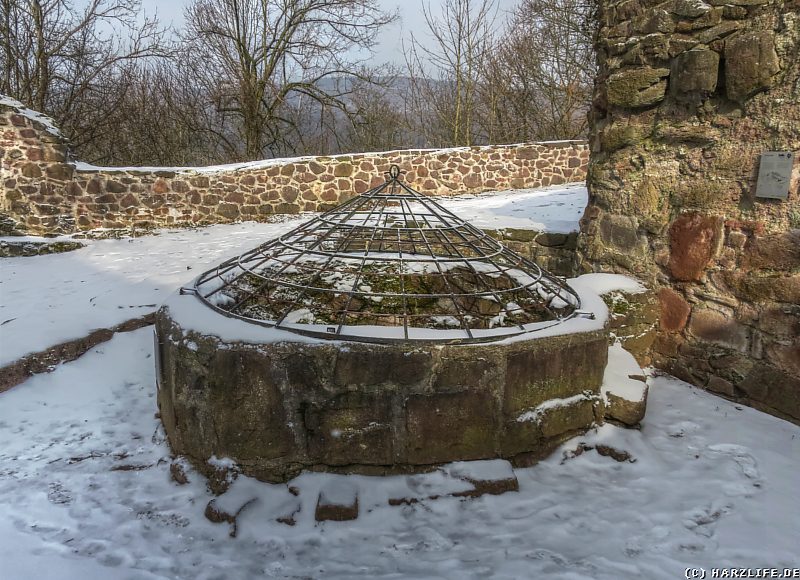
<box><xmin>0</xmin><ymin>94</ymin><xmax>62</xmax><ymax>138</ymax></box>
<box><xmin>71</xmin><ymin>140</ymin><xmax>587</xmax><ymax>176</ymax></box>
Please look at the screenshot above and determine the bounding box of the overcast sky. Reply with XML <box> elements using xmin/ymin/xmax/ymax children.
<box><xmin>139</xmin><ymin>0</ymin><xmax>520</xmax><ymax>66</ymax></box>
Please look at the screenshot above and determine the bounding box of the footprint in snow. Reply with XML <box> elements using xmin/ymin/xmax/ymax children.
<box><xmin>706</xmin><ymin>443</ymin><xmax>760</xmax><ymax>479</ymax></box>
<box><xmin>624</xmin><ymin>524</ymin><xmax>671</xmax><ymax>557</ymax></box>
<box><xmin>666</xmin><ymin>420</ymin><xmax>702</xmax><ymax>439</ymax></box>
<box><xmin>682</xmin><ymin>500</ymin><xmax>734</xmax><ymax>538</ymax></box>
<box><xmin>47</xmin><ymin>482</ymin><xmax>73</xmax><ymax>505</ymax></box>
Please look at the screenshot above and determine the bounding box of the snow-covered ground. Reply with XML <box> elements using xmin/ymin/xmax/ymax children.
<box><xmin>2</xmin><ymin>182</ymin><xmax>797</xmax><ymax>578</ymax></box>
<box><xmin>0</xmin><ymin>218</ymin><xmax>307</xmax><ymax>366</ymax></box>
<box><xmin>1</xmin><ymin>328</ymin><xmax>797</xmax><ymax>579</ymax></box>
<box><xmin>0</xmin><ymin>184</ymin><xmax>586</xmax><ymax>365</ymax></box>
<box><xmin>443</xmin><ymin>183</ymin><xmax>587</xmax><ymax>232</ymax></box>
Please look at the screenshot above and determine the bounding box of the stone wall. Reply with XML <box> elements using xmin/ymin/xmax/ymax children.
<box><xmin>1</xmin><ymin>97</ymin><xmax>589</xmax><ymax>236</ymax></box>
<box><xmin>485</xmin><ymin>228</ymin><xmax>581</xmax><ymax>277</ymax></box>
<box><xmin>582</xmin><ymin>0</ymin><xmax>800</xmax><ymax>421</ymax></box>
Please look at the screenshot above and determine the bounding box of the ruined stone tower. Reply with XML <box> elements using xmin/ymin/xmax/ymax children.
<box><xmin>581</xmin><ymin>0</ymin><xmax>799</xmax><ymax>421</ymax></box>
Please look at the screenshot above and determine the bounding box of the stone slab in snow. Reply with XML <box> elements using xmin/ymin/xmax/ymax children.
<box><xmin>442</xmin><ymin>459</ymin><xmax>520</xmax><ymax>497</ymax></box>
<box><xmin>603</xmin><ymin>342</ymin><xmax>649</xmax><ymax>426</ymax></box>
<box><xmin>315</xmin><ymin>478</ymin><xmax>360</xmax><ymax>522</ymax></box>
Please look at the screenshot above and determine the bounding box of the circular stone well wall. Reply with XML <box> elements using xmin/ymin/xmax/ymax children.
<box><xmin>155</xmin><ymin>291</ymin><xmax>609</xmax><ymax>483</ymax></box>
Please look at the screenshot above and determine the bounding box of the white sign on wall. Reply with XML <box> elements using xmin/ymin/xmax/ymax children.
<box><xmin>755</xmin><ymin>151</ymin><xmax>793</xmax><ymax>200</ymax></box>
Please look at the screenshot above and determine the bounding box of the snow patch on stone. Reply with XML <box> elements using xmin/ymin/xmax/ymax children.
<box><xmin>441</xmin><ymin>459</ymin><xmax>515</xmax><ymax>482</ymax></box>
<box><xmin>0</xmin><ymin>94</ymin><xmax>62</xmax><ymax>137</ymax></box>
<box><xmin>575</xmin><ymin>273</ymin><xmax>647</xmax><ymax>295</ymax></box>
<box><xmin>516</xmin><ymin>393</ymin><xmax>594</xmax><ymax>423</ymax></box>
<box><xmin>602</xmin><ymin>342</ymin><xmax>648</xmax><ymax>403</ymax></box>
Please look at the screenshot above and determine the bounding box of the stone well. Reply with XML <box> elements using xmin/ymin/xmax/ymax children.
<box><xmin>154</xmin><ymin>169</ymin><xmax>613</xmax><ymax>483</ymax></box>
<box><xmin>155</xmin><ymin>289</ymin><xmax>609</xmax><ymax>483</ymax></box>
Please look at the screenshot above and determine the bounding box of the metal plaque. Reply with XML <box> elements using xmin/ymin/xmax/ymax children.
<box><xmin>755</xmin><ymin>151</ymin><xmax>793</xmax><ymax>200</ymax></box>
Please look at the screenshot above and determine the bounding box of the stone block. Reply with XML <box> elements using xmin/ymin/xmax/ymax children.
<box><xmin>766</xmin><ymin>342</ymin><xmax>800</xmax><ymax>378</ymax></box>
<box><xmin>606</xmin><ymin>67</ymin><xmax>670</xmax><ymax>108</ymax></box>
<box><xmin>537</xmin><ymin>398</ymin><xmax>597</xmax><ymax>438</ymax></box>
<box><xmin>535</xmin><ymin>232</ymin><xmax>569</xmax><ymax>247</ymax></box>
<box><xmin>152</xmin><ymin>178</ymin><xmax>169</xmax><ymax>194</ymax></box>
<box><xmin>444</xmin><ymin>460</ymin><xmax>519</xmax><ymax>497</ymax></box>
<box><xmin>504</xmin><ymin>336</ymin><xmax>607</xmax><ymax>413</ymax></box>
<box><xmin>162</xmin><ymin>345</ymin><xmax>295</xmax><ymax>464</ymax></box>
<box><xmin>599</xmin><ymin>120</ymin><xmax>651</xmax><ymax>152</ymax></box>
<box><xmin>21</xmin><ymin>163</ymin><xmax>41</xmax><ymax>178</ymax></box>
<box><xmin>305</xmin><ymin>392</ymin><xmax>394</xmax><ymax>466</ymax></box>
<box><xmin>669</xmin><ymin>0</ymin><xmax>712</xmax><ymax>18</ymax></box>
<box><xmin>601</xmin><ymin>342</ymin><xmax>649</xmax><ymax>426</ymax></box>
<box><xmin>500</xmin><ymin>418</ymin><xmax>544</xmax><ymax>457</ymax></box>
<box><xmin>706</xmin><ymin>375</ymin><xmax>735</xmax><ymax>397</ymax></box>
<box><xmin>714</xmin><ymin>272</ymin><xmax>800</xmax><ymax>304</ymax></box>
<box><xmin>333</xmin><ymin>348</ymin><xmax>431</xmax><ymax>388</ymax></box>
<box><xmin>501</xmin><ymin>227</ymin><xmax>538</xmax><ymax>242</ymax></box>
<box><xmin>315</xmin><ymin>480</ymin><xmax>359</xmax><ymax>522</ymax></box>
<box><xmin>740</xmin><ymin>231</ymin><xmax>800</xmax><ymax>272</ymax></box>
<box><xmin>739</xmin><ymin>364</ymin><xmax>800</xmax><ymax>421</ymax></box>
<box><xmin>636</xmin><ymin>9</ymin><xmax>676</xmax><ymax>34</ymax></box>
<box><xmin>599</xmin><ymin>213</ymin><xmax>647</xmax><ymax>254</ymax></box>
<box><xmin>621</xmin><ymin>34</ymin><xmax>671</xmax><ymax>65</ymax></box>
<box><xmin>688</xmin><ymin>308</ymin><xmax>750</xmax><ymax>352</ymax></box>
<box><xmin>758</xmin><ymin>306</ymin><xmax>800</xmax><ymax>338</ymax></box>
<box><xmin>308</xmin><ymin>161</ymin><xmax>326</xmax><ymax>175</ymax></box>
<box><xmin>671</xmin><ymin>49</ymin><xmax>719</xmax><ymax>100</ymax></box>
<box><xmin>106</xmin><ymin>180</ymin><xmax>127</xmax><ymax>193</ymax></box>
<box><xmin>433</xmin><ymin>356</ymin><xmax>496</xmax><ymax>391</ymax></box>
<box><xmin>406</xmin><ymin>391</ymin><xmax>498</xmax><ymax>464</ymax></box>
<box><xmin>675</xmin><ymin>6</ymin><xmax>722</xmax><ymax>31</ymax></box>
<box><xmin>668</xmin><ymin>212</ymin><xmax>723</xmax><ymax>281</ymax></box>
<box><xmin>725</xmin><ymin>31</ymin><xmax>780</xmax><ymax>102</ymax></box>
<box><xmin>189</xmin><ymin>176</ymin><xmax>210</xmax><ymax>188</ymax></box>
<box><xmin>44</xmin><ymin>163</ymin><xmax>73</xmax><ymax>181</ymax></box>
<box><xmin>217</xmin><ymin>203</ymin><xmax>240</xmax><ymax>219</ymax></box>
<box><xmin>333</xmin><ymin>163</ymin><xmax>353</xmax><ymax>177</ymax></box>
<box><xmin>172</xmin><ymin>180</ymin><xmax>190</xmax><ymax>193</ymax></box>
<box><xmin>694</xmin><ymin>20</ymin><xmax>742</xmax><ymax>44</ymax></box>
<box><xmin>606</xmin><ymin>385</ymin><xmax>648</xmax><ymax>426</ymax></box>
<box><xmin>658</xmin><ymin>287</ymin><xmax>691</xmax><ymax>331</ymax></box>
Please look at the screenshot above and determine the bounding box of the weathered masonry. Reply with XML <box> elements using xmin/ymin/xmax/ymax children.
<box><xmin>581</xmin><ymin>0</ymin><xmax>800</xmax><ymax>422</ymax></box>
<box><xmin>0</xmin><ymin>96</ymin><xmax>588</xmax><ymax>236</ymax></box>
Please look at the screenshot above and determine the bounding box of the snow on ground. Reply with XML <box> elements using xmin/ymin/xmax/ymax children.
<box><xmin>441</xmin><ymin>183</ymin><xmax>587</xmax><ymax>232</ymax></box>
<box><xmin>1</xmin><ymin>183</ymin><xmax>798</xmax><ymax>578</ymax></box>
<box><xmin>0</xmin><ymin>327</ymin><xmax>798</xmax><ymax>579</ymax></box>
<box><xmin>0</xmin><ymin>184</ymin><xmax>585</xmax><ymax>366</ymax></box>
<box><xmin>0</xmin><ymin>217</ymin><xmax>308</xmax><ymax>366</ymax></box>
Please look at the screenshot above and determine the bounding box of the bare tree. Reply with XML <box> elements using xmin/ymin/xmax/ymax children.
<box><xmin>74</xmin><ymin>58</ymin><xmax>232</xmax><ymax>166</ymax></box>
<box><xmin>339</xmin><ymin>73</ymin><xmax>409</xmax><ymax>153</ymax></box>
<box><xmin>182</xmin><ymin>0</ymin><xmax>396</xmax><ymax>161</ymax></box>
<box><xmin>405</xmin><ymin>0</ymin><xmax>497</xmax><ymax>148</ymax></box>
<box><xmin>0</xmin><ymin>0</ymin><xmax>170</xmax><ymax>143</ymax></box>
<box><xmin>477</xmin><ymin>0</ymin><xmax>594</xmax><ymax>142</ymax></box>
